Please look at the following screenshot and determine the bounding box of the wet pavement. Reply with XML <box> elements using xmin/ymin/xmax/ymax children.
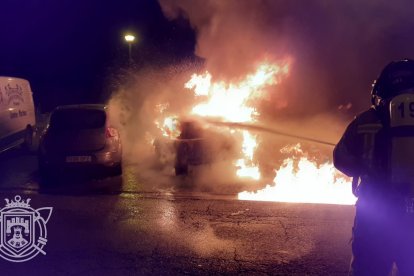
<box><xmin>0</xmin><ymin>149</ymin><xmax>354</xmax><ymax>275</ymax></box>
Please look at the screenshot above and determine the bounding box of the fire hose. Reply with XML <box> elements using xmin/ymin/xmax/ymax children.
<box><xmin>204</xmin><ymin>119</ymin><xmax>337</xmax><ymax>147</ymax></box>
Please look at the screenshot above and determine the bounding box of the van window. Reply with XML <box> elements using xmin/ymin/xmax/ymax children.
<box><xmin>50</xmin><ymin>109</ymin><xmax>106</xmax><ymax>130</ymax></box>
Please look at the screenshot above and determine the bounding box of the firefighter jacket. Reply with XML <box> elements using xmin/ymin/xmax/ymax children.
<box><xmin>333</xmin><ymin>107</ymin><xmax>389</xmax><ymax>196</ymax></box>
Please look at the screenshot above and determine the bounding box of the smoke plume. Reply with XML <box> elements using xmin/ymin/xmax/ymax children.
<box><xmin>159</xmin><ymin>0</ymin><xmax>414</xmax><ymax>115</ymax></box>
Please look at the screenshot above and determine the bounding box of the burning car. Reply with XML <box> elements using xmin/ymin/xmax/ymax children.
<box><xmin>154</xmin><ymin>118</ymin><xmax>237</xmax><ymax>176</ymax></box>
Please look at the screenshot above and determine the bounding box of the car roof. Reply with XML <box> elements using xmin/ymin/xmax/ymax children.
<box><xmin>0</xmin><ymin>76</ymin><xmax>30</xmax><ymax>82</ymax></box>
<box><xmin>54</xmin><ymin>104</ymin><xmax>107</xmax><ymax>111</ymax></box>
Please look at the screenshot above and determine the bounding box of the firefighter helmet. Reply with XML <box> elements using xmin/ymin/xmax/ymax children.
<box><xmin>371</xmin><ymin>59</ymin><xmax>414</xmax><ymax>106</ymax></box>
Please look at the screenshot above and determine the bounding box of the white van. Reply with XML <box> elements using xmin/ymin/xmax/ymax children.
<box><xmin>0</xmin><ymin>77</ymin><xmax>36</xmax><ymax>152</ymax></box>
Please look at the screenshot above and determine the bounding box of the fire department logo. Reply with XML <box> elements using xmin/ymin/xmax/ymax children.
<box><xmin>0</xmin><ymin>195</ymin><xmax>53</xmax><ymax>262</ymax></box>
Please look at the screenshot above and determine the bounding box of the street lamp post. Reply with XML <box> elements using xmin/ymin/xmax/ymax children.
<box><xmin>124</xmin><ymin>34</ymin><xmax>135</xmax><ymax>65</ymax></box>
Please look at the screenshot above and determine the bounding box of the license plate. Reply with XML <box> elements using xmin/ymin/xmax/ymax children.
<box><xmin>65</xmin><ymin>156</ymin><xmax>92</xmax><ymax>163</ymax></box>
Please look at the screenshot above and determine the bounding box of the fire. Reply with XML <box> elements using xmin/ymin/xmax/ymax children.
<box><xmin>186</xmin><ymin>63</ymin><xmax>288</xmax><ymax>122</ymax></box>
<box><xmin>236</xmin><ymin>130</ymin><xmax>260</xmax><ymax>180</ymax></box>
<box><xmin>238</xmin><ymin>144</ymin><xmax>356</xmax><ymax>205</ymax></box>
<box><xmin>184</xmin><ymin>62</ymin><xmax>289</xmax><ymax>179</ymax></box>
<box><xmin>153</xmin><ymin>60</ymin><xmax>356</xmax><ymax>205</ymax></box>
<box><xmin>155</xmin><ymin>116</ymin><xmax>180</xmax><ymax>138</ymax></box>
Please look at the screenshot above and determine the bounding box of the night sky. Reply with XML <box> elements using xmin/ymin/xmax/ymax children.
<box><xmin>2</xmin><ymin>0</ymin><xmax>414</xmax><ymax>117</ymax></box>
<box><xmin>0</xmin><ymin>0</ymin><xmax>196</xmax><ymax>111</ymax></box>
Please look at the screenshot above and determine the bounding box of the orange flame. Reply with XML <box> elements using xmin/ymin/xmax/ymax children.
<box><xmin>153</xmin><ymin>60</ymin><xmax>355</xmax><ymax>205</ymax></box>
<box><xmin>184</xmin><ymin>62</ymin><xmax>289</xmax><ymax>179</ymax></box>
<box><xmin>155</xmin><ymin>116</ymin><xmax>180</xmax><ymax>138</ymax></box>
<box><xmin>238</xmin><ymin>144</ymin><xmax>356</xmax><ymax>205</ymax></box>
<box><xmin>186</xmin><ymin>63</ymin><xmax>289</xmax><ymax>122</ymax></box>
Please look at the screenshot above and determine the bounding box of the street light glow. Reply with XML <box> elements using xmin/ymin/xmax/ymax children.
<box><xmin>124</xmin><ymin>34</ymin><xmax>135</xmax><ymax>42</ymax></box>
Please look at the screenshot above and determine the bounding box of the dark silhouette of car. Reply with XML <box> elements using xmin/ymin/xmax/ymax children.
<box><xmin>38</xmin><ymin>104</ymin><xmax>122</xmax><ymax>182</ymax></box>
<box><xmin>174</xmin><ymin>120</ymin><xmax>212</xmax><ymax>175</ymax></box>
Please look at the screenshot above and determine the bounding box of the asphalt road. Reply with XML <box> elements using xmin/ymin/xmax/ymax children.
<box><xmin>0</xmin><ymin>149</ymin><xmax>355</xmax><ymax>275</ymax></box>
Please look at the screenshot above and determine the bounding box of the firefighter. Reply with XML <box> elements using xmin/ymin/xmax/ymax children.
<box><xmin>334</xmin><ymin>59</ymin><xmax>414</xmax><ymax>276</ymax></box>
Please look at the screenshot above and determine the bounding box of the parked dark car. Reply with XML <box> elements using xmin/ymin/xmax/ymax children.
<box><xmin>38</xmin><ymin>104</ymin><xmax>122</xmax><ymax>182</ymax></box>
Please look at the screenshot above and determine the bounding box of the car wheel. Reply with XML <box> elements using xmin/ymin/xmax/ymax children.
<box><xmin>22</xmin><ymin>125</ymin><xmax>34</xmax><ymax>152</ymax></box>
<box><xmin>175</xmin><ymin>164</ymin><xmax>188</xmax><ymax>176</ymax></box>
<box><xmin>38</xmin><ymin>160</ymin><xmax>55</xmax><ymax>186</ymax></box>
<box><xmin>111</xmin><ymin>163</ymin><xmax>122</xmax><ymax>176</ymax></box>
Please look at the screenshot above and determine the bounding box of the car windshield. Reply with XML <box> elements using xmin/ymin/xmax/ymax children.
<box><xmin>49</xmin><ymin>109</ymin><xmax>106</xmax><ymax>130</ymax></box>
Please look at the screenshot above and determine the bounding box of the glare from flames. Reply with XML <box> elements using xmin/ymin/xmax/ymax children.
<box><xmin>154</xmin><ymin>61</ymin><xmax>356</xmax><ymax>205</ymax></box>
